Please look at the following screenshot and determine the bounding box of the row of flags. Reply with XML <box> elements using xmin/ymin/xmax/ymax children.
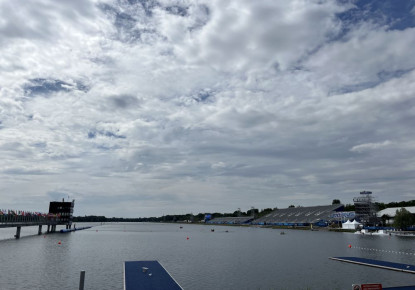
<box><xmin>0</xmin><ymin>210</ymin><xmax>61</xmax><ymax>218</ymax></box>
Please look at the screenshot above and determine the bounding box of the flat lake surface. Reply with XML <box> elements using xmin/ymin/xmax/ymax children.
<box><xmin>1</xmin><ymin>223</ymin><xmax>415</xmax><ymax>289</ymax></box>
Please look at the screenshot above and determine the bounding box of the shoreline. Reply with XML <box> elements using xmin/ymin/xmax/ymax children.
<box><xmin>179</xmin><ymin>221</ymin><xmax>357</xmax><ymax>233</ymax></box>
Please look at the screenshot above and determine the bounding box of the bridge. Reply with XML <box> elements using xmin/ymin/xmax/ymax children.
<box><xmin>0</xmin><ymin>199</ymin><xmax>75</xmax><ymax>239</ymax></box>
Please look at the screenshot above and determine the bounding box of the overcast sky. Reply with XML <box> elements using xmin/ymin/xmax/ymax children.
<box><xmin>1</xmin><ymin>0</ymin><xmax>415</xmax><ymax>217</ymax></box>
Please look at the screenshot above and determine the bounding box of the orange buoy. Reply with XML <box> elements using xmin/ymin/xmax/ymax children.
<box><xmin>348</xmin><ymin>244</ymin><xmax>352</xmax><ymax>248</ymax></box>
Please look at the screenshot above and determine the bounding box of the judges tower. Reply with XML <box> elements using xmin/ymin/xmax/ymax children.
<box><xmin>353</xmin><ymin>191</ymin><xmax>378</xmax><ymax>226</ymax></box>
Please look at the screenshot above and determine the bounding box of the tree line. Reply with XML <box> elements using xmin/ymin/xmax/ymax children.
<box><xmin>73</xmin><ymin>207</ymin><xmax>276</xmax><ymax>223</ymax></box>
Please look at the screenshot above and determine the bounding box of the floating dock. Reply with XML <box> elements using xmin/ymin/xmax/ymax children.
<box><xmin>330</xmin><ymin>257</ymin><xmax>415</xmax><ymax>274</ymax></box>
<box><xmin>124</xmin><ymin>261</ymin><xmax>183</xmax><ymax>290</ymax></box>
<box><xmin>59</xmin><ymin>226</ymin><xmax>92</xmax><ymax>233</ymax></box>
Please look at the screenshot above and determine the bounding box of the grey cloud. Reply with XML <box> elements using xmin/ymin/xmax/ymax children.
<box><xmin>0</xmin><ymin>0</ymin><xmax>96</xmax><ymax>43</ymax></box>
<box><xmin>187</xmin><ymin>4</ymin><xmax>210</xmax><ymax>31</ymax></box>
<box><xmin>117</xmin><ymin>145</ymin><xmax>185</xmax><ymax>173</ymax></box>
<box><xmin>109</xmin><ymin>94</ymin><xmax>140</xmax><ymax>108</ymax></box>
<box><xmin>0</xmin><ymin>142</ymin><xmax>34</xmax><ymax>159</ymax></box>
<box><xmin>2</xmin><ymin>167</ymin><xmax>54</xmax><ymax>176</ymax></box>
<box><xmin>80</xmin><ymin>193</ymin><xmax>180</xmax><ymax>207</ymax></box>
<box><xmin>87</xmin><ymin>130</ymin><xmax>126</xmax><ymax>139</ymax></box>
<box><xmin>165</xmin><ymin>5</ymin><xmax>188</xmax><ymax>17</ymax></box>
<box><xmin>0</xmin><ymin>2</ymin><xmax>54</xmax><ymax>41</ymax></box>
<box><xmin>180</xmin><ymin>1</ymin><xmax>348</xmax><ymax>71</ymax></box>
<box><xmin>305</xmin><ymin>27</ymin><xmax>415</xmax><ymax>93</ymax></box>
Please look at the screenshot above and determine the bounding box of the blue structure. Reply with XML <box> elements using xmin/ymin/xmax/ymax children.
<box><xmin>204</xmin><ymin>214</ymin><xmax>212</xmax><ymax>222</ymax></box>
<box><xmin>124</xmin><ymin>261</ymin><xmax>182</xmax><ymax>290</ymax></box>
<box><xmin>330</xmin><ymin>257</ymin><xmax>415</xmax><ymax>274</ymax></box>
<box><xmin>59</xmin><ymin>226</ymin><xmax>91</xmax><ymax>233</ymax></box>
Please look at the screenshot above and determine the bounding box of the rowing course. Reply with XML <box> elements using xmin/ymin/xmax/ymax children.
<box><xmin>330</xmin><ymin>257</ymin><xmax>415</xmax><ymax>274</ymax></box>
<box><xmin>124</xmin><ymin>261</ymin><xmax>183</xmax><ymax>290</ymax></box>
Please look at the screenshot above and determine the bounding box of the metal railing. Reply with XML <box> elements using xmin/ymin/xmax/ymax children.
<box><xmin>0</xmin><ymin>213</ymin><xmax>61</xmax><ymax>225</ymax></box>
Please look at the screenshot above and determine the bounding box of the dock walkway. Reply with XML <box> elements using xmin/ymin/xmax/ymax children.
<box><xmin>330</xmin><ymin>257</ymin><xmax>415</xmax><ymax>274</ymax></box>
<box><xmin>124</xmin><ymin>261</ymin><xmax>182</xmax><ymax>290</ymax></box>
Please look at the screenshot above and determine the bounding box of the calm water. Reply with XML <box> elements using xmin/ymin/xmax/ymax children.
<box><xmin>0</xmin><ymin>223</ymin><xmax>415</xmax><ymax>289</ymax></box>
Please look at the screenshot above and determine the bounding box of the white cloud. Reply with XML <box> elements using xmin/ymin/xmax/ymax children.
<box><xmin>305</xmin><ymin>25</ymin><xmax>415</xmax><ymax>92</ymax></box>
<box><xmin>0</xmin><ymin>0</ymin><xmax>414</xmax><ymax>216</ymax></box>
<box><xmin>350</xmin><ymin>141</ymin><xmax>393</xmax><ymax>153</ymax></box>
<box><xmin>170</xmin><ymin>0</ymin><xmax>348</xmax><ymax>72</ymax></box>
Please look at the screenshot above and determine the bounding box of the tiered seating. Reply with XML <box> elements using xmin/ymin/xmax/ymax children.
<box><xmin>253</xmin><ymin>204</ymin><xmax>343</xmax><ymax>226</ymax></box>
<box><xmin>207</xmin><ymin>216</ymin><xmax>254</xmax><ymax>224</ymax></box>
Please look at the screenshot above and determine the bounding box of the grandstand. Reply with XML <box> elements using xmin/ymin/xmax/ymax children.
<box><xmin>253</xmin><ymin>204</ymin><xmax>344</xmax><ymax>226</ymax></box>
<box><xmin>207</xmin><ymin>216</ymin><xmax>254</xmax><ymax>225</ymax></box>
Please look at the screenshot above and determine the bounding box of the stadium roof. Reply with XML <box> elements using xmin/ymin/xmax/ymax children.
<box><xmin>377</xmin><ymin>207</ymin><xmax>415</xmax><ymax>217</ymax></box>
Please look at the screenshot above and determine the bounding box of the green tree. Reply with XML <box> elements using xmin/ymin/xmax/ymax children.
<box><xmin>376</xmin><ymin>202</ymin><xmax>387</xmax><ymax>211</ymax></box>
<box><xmin>344</xmin><ymin>204</ymin><xmax>355</xmax><ymax>211</ymax></box>
<box><xmin>332</xmin><ymin>199</ymin><xmax>341</xmax><ymax>205</ymax></box>
<box><xmin>259</xmin><ymin>208</ymin><xmax>274</xmax><ymax>216</ymax></box>
<box><xmin>393</xmin><ymin>208</ymin><xmax>415</xmax><ymax>230</ymax></box>
<box><xmin>247</xmin><ymin>208</ymin><xmax>259</xmax><ymax>216</ymax></box>
<box><xmin>381</xmin><ymin>214</ymin><xmax>391</xmax><ymax>226</ymax></box>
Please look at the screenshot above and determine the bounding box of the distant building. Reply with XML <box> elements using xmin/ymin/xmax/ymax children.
<box><xmin>377</xmin><ymin>207</ymin><xmax>415</xmax><ymax>225</ymax></box>
<box><xmin>48</xmin><ymin>199</ymin><xmax>75</xmax><ymax>228</ymax></box>
<box><xmin>353</xmin><ymin>191</ymin><xmax>378</xmax><ymax>226</ymax></box>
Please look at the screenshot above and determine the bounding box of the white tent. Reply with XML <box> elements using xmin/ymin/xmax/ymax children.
<box><xmin>342</xmin><ymin>220</ymin><xmax>353</xmax><ymax>229</ymax></box>
<box><xmin>350</xmin><ymin>220</ymin><xmax>362</xmax><ymax>229</ymax></box>
<box><xmin>342</xmin><ymin>220</ymin><xmax>362</xmax><ymax>229</ymax></box>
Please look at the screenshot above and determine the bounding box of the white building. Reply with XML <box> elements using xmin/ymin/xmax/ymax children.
<box><xmin>377</xmin><ymin>207</ymin><xmax>415</xmax><ymax>225</ymax></box>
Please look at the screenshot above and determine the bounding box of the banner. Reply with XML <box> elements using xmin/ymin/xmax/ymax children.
<box><xmin>330</xmin><ymin>212</ymin><xmax>356</xmax><ymax>219</ymax></box>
